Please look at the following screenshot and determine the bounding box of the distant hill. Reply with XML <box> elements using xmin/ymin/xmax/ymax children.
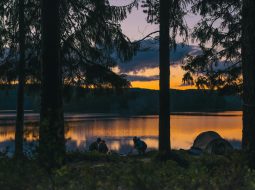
<box><xmin>0</xmin><ymin>86</ymin><xmax>242</xmax><ymax>114</ymax></box>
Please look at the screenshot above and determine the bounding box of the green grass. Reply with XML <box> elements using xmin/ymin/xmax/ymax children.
<box><xmin>0</xmin><ymin>151</ymin><xmax>255</xmax><ymax>190</ymax></box>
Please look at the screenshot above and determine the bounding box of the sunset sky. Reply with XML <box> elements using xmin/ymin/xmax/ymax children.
<box><xmin>110</xmin><ymin>0</ymin><xmax>200</xmax><ymax>90</ymax></box>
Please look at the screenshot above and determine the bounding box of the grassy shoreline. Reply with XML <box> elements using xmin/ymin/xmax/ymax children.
<box><xmin>1</xmin><ymin>150</ymin><xmax>255</xmax><ymax>190</ymax></box>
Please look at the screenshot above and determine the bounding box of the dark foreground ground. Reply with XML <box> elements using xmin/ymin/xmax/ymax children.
<box><xmin>0</xmin><ymin>151</ymin><xmax>255</xmax><ymax>190</ymax></box>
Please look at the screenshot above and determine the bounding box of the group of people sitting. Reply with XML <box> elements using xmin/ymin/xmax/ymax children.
<box><xmin>89</xmin><ymin>136</ymin><xmax>147</xmax><ymax>155</ymax></box>
<box><xmin>89</xmin><ymin>138</ymin><xmax>109</xmax><ymax>153</ymax></box>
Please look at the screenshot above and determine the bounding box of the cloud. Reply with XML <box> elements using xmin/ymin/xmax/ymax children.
<box><xmin>125</xmin><ymin>75</ymin><xmax>159</xmax><ymax>82</ymax></box>
<box><xmin>117</xmin><ymin>40</ymin><xmax>201</xmax><ymax>74</ymax></box>
<box><xmin>116</xmin><ymin>40</ymin><xmax>201</xmax><ymax>83</ymax></box>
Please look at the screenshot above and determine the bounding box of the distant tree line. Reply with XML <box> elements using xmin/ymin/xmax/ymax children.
<box><xmin>0</xmin><ymin>86</ymin><xmax>242</xmax><ymax>114</ymax></box>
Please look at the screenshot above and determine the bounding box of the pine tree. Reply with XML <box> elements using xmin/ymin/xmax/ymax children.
<box><xmin>142</xmin><ymin>0</ymin><xmax>191</xmax><ymax>153</ymax></box>
<box><xmin>0</xmin><ymin>0</ymin><xmax>139</xmax><ymax>88</ymax></box>
<box><xmin>183</xmin><ymin>0</ymin><xmax>255</xmax><ymax>166</ymax></box>
<box><xmin>182</xmin><ymin>0</ymin><xmax>242</xmax><ymax>93</ymax></box>
<box><xmin>242</xmin><ymin>0</ymin><xmax>255</xmax><ymax>167</ymax></box>
<box><xmin>39</xmin><ymin>0</ymin><xmax>65</xmax><ymax>168</ymax></box>
<box><xmin>15</xmin><ymin>0</ymin><xmax>25</xmax><ymax>159</ymax></box>
<box><xmin>159</xmin><ymin>0</ymin><xmax>170</xmax><ymax>152</ymax></box>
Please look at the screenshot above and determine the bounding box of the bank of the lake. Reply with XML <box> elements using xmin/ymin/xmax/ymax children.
<box><xmin>0</xmin><ymin>150</ymin><xmax>254</xmax><ymax>190</ymax></box>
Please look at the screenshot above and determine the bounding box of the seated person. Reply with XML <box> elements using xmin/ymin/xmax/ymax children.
<box><xmin>89</xmin><ymin>138</ymin><xmax>101</xmax><ymax>151</ymax></box>
<box><xmin>98</xmin><ymin>140</ymin><xmax>109</xmax><ymax>154</ymax></box>
<box><xmin>133</xmin><ymin>136</ymin><xmax>147</xmax><ymax>154</ymax></box>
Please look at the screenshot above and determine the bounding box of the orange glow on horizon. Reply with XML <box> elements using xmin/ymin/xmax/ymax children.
<box><xmin>125</xmin><ymin>66</ymin><xmax>197</xmax><ymax>90</ymax></box>
<box><xmin>131</xmin><ymin>80</ymin><xmax>196</xmax><ymax>90</ymax></box>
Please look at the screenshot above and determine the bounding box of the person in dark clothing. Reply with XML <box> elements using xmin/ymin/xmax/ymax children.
<box><xmin>89</xmin><ymin>138</ymin><xmax>101</xmax><ymax>151</ymax></box>
<box><xmin>98</xmin><ymin>140</ymin><xmax>109</xmax><ymax>154</ymax></box>
<box><xmin>133</xmin><ymin>136</ymin><xmax>147</xmax><ymax>154</ymax></box>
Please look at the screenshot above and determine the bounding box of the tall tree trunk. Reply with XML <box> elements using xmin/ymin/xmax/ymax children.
<box><xmin>159</xmin><ymin>0</ymin><xmax>170</xmax><ymax>152</ymax></box>
<box><xmin>242</xmin><ymin>0</ymin><xmax>255</xmax><ymax>166</ymax></box>
<box><xmin>39</xmin><ymin>0</ymin><xmax>65</xmax><ymax>168</ymax></box>
<box><xmin>15</xmin><ymin>0</ymin><xmax>25</xmax><ymax>158</ymax></box>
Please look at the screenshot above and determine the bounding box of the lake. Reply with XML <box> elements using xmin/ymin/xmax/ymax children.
<box><xmin>0</xmin><ymin>111</ymin><xmax>242</xmax><ymax>155</ymax></box>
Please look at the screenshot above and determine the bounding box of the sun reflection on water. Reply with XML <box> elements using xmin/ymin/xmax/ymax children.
<box><xmin>0</xmin><ymin>112</ymin><xmax>242</xmax><ymax>154</ymax></box>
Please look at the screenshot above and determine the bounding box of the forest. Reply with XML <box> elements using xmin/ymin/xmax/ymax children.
<box><xmin>0</xmin><ymin>86</ymin><xmax>242</xmax><ymax>114</ymax></box>
<box><xmin>0</xmin><ymin>0</ymin><xmax>255</xmax><ymax>189</ymax></box>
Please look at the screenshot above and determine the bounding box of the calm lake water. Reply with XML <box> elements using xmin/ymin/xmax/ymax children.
<box><xmin>0</xmin><ymin>111</ymin><xmax>242</xmax><ymax>155</ymax></box>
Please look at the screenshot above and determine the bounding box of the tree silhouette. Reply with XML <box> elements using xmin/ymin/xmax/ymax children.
<box><xmin>142</xmin><ymin>0</ymin><xmax>191</xmax><ymax>153</ymax></box>
<box><xmin>0</xmin><ymin>1</ymin><xmax>138</xmax><ymax>165</ymax></box>
<box><xmin>0</xmin><ymin>0</ymin><xmax>28</xmax><ymax>158</ymax></box>
<box><xmin>39</xmin><ymin>0</ymin><xmax>65</xmax><ymax>168</ymax></box>
<box><xmin>38</xmin><ymin>0</ymin><xmax>140</xmax><ymax>168</ymax></box>
<box><xmin>15</xmin><ymin>0</ymin><xmax>25</xmax><ymax>159</ymax></box>
<box><xmin>242</xmin><ymin>0</ymin><xmax>255</xmax><ymax>167</ymax></box>
<box><xmin>158</xmin><ymin>0</ymin><xmax>170</xmax><ymax>152</ymax></box>
<box><xmin>182</xmin><ymin>0</ymin><xmax>242</xmax><ymax>94</ymax></box>
<box><xmin>0</xmin><ymin>0</ymin><xmax>138</xmax><ymax>89</ymax></box>
<box><xmin>182</xmin><ymin>0</ymin><xmax>255</xmax><ymax>165</ymax></box>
